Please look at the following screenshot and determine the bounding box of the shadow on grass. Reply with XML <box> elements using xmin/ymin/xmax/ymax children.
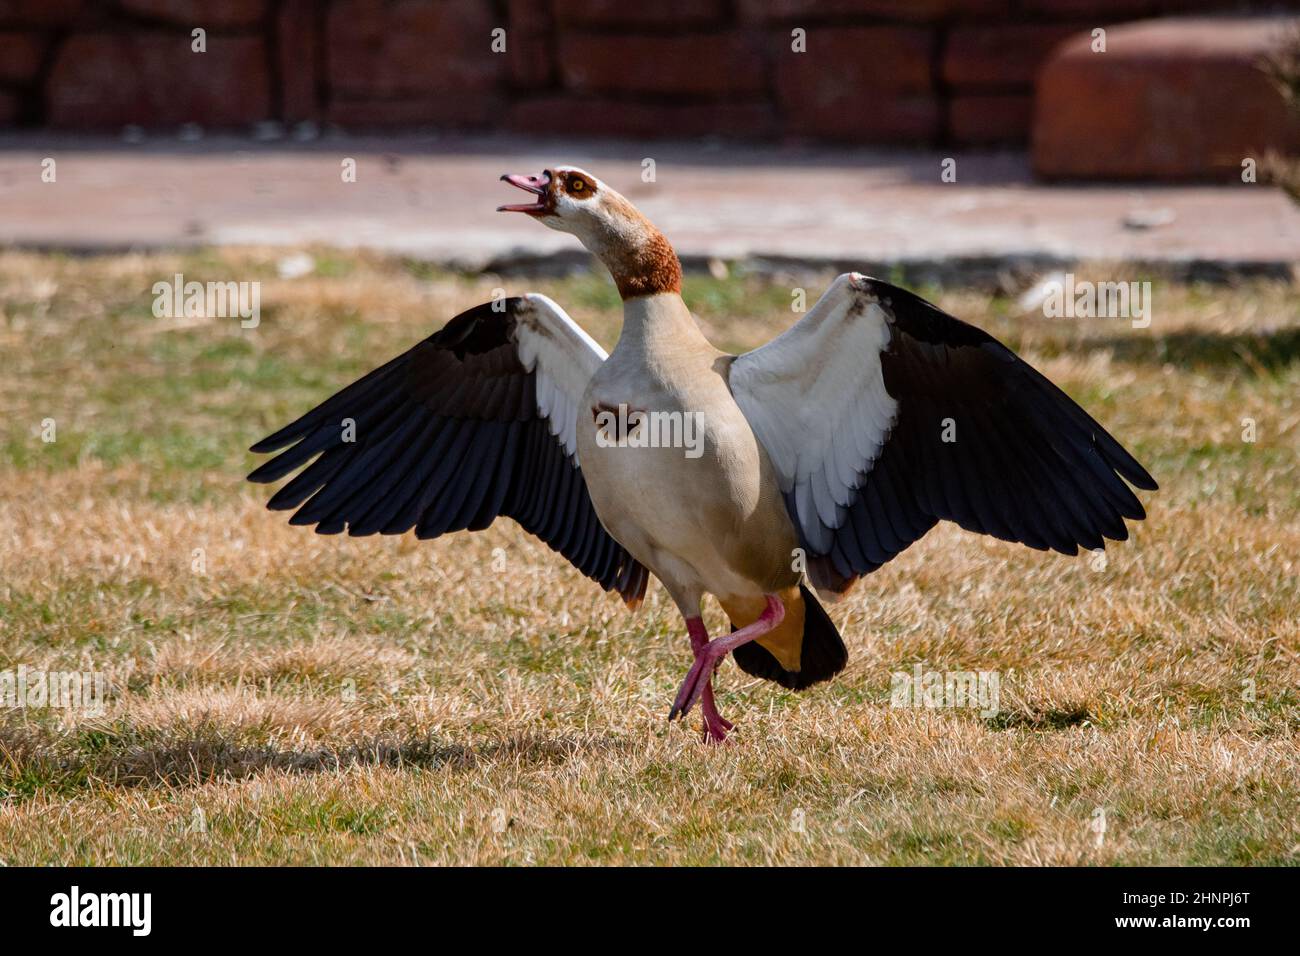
<box><xmin>0</xmin><ymin>721</ymin><xmax>631</xmax><ymax>800</ymax></box>
<box><xmin>1084</xmin><ymin>327</ymin><xmax>1300</xmax><ymax>373</ymax></box>
<box><xmin>986</xmin><ymin>705</ymin><xmax>1094</xmax><ymax>732</ymax></box>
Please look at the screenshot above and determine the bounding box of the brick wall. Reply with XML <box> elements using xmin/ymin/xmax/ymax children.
<box><xmin>0</xmin><ymin>0</ymin><xmax>1291</xmax><ymax>145</ymax></box>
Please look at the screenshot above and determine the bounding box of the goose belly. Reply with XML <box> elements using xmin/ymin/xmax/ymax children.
<box><xmin>575</xmin><ymin>393</ymin><xmax>799</xmax><ymax>602</ymax></box>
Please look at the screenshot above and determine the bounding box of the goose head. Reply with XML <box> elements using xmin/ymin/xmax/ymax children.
<box><xmin>499</xmin><ymin>165</ymin><xmax>681</xmax><ymax>300</ymax></box>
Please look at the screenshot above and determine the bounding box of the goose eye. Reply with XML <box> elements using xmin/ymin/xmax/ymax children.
<box><xmin>570</xmin><ymin>177</ymin><xmax>585</xmax><ymax>193</ymax></box>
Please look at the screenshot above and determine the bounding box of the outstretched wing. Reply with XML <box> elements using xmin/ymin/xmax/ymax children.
<box><xmin>729</xmin><ymin>273</ymin><xmax>1157</xmax><ymax>595</ymax></box>
<box><xmin>247</xmin><ymin>293</ymin><xmax>648</xmax><ymax>605</ymax></box>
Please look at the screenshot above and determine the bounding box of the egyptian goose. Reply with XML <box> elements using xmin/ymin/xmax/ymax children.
<box><xmin>248</xmin><ymin>167</ymin><xmax>1157</xmax><ymax>742</ymax></box>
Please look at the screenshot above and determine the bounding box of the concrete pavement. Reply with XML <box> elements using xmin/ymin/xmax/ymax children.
<box><xmin>1</xmin><ymin>133</ymin><xmax>1296</xmax><ymax>281</ymax></box>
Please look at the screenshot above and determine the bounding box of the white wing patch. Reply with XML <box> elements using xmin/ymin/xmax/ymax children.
<box><xmin>729</xmin><ymin>274</ymin><xmax>898</xmax><ymax>553</ymax></box>
<box><xmin>513</xmin><ymin>292</ymin><xmax>607</xmax><ymax>463</ymax></box>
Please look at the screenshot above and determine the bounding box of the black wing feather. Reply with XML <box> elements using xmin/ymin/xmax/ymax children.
<box><xmin>248</xmin><ymin>298</ymin><xmax>646</xmax><ymax>603</ymax></box>
<box><xmin>802</xmin><ymin>278</ymin><xmax>1156</xmax><ymax>595</ymax></box>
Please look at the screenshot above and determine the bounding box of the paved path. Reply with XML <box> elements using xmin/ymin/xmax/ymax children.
<box><xmin>1</xmin><ymin>133</ymin><xmax>1296</xmax><ymax>278</ymax></box>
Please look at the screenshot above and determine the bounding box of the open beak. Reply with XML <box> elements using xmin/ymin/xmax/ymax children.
<box><xmin>498</xmin><ymin>172</ymin><xmax>551</xmax><ymax>215</ymax></box>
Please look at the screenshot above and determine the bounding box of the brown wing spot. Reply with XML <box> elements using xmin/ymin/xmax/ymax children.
<box><xmin>591</xmin><ymin>402</ymin><xmax>647</xmax><ymax>442</ymax></box>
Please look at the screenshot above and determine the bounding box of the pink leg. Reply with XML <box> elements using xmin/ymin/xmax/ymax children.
<box><xmin>686</xmin><ymin>617</ymin><xmax>733</xmax><ymax>743</ymax></box>
<box><xmin>670</xmin><ymin>595</ymin><xmax>785</xmax><ymax>732</ymax></box>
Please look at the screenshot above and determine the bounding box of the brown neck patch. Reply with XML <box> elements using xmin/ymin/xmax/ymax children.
<box><xmin>589</xmin><ymin>191</ymin><xmax>682</xmax><ymax>300</ymax></box>
<box><xmin>610</xmin><ymin>228</ymin><xmax>682</xmax><ymax>300</ymax></box>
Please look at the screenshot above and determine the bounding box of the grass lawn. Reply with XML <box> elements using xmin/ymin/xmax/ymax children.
<box><xmin>0</xmin><ymin>248</ymin><xmax>1297</xmax><ymax>865</ymax></box>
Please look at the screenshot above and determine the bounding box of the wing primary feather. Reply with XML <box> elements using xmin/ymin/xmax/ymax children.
<box><xmin>345</xmin><ymin>416</ymin><xmax>447</xmax><ymax>535</ymax></box>
<box><xmin>264</xmin><ymin>443</ymin><xmax>351</xmax><ymax>511</ymax></box>
<box><xmin>378</xmin><ymin>419</ymin><xmax>471</xmax><ymax>535</ymax></box>
<box><xmin>248</xmin><ymin>355</ymin><xmax>408</xmax><ymax>453</ymax></box>
<box><xmin>415</xmin><ymin>424</ymin><xmax>496</xmax><ymax>539</ymax></box>
<box><xmin>468</xmin><ymin>419</ymin><xmax>522</xmax><ymax>532</ymax></box>
<box><xmin>295</xmin><ymin>412</ymin><xmax>427</xmax><ymax>526</ymax></box>
<box><xmin>447</xmin><ymin>421</ymin><xmax>513</xmax><ymax>533</ymax></box>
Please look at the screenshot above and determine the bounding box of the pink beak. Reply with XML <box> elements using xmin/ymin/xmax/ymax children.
<box><xmin>498</xmin><ymin>172</ymin><xmax>551</xmax><ymax>215</ymax></box>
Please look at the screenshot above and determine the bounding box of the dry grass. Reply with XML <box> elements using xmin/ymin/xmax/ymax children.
<box><xmin>0</xmin><ymin>248</ymin><xmax>1297</xmax><ymax>865</ymax></box>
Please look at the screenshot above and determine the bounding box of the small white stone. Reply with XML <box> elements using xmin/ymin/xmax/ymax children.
<box><xmin>1123</xmin><ymin>207</ymin><xmax>1176</xmax><ymax>230</ymax></box>
<box><xmin>277</xmin><ymin>252</ymin><xmax>316</xmax><ymax>279</ymax></box>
